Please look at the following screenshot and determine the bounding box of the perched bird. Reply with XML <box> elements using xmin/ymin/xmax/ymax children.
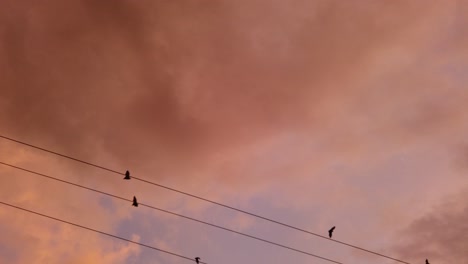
<box><xmin>124</xmin><ymin>170</ymin><xmax>131</xmax><ymax>180</ymax></box>
<box><xmin>195</xmin><ymin>257</ymin><xmax>201</xmax><ymax>264</ymax></box>
<box><xmin>328</xmin><ymin>226</ymin><xmax>336</xmax><ymax>238</ymax></box>
<box><xmin>132</xmin><ymin>196</ymin><xmax>139</xmax><ymax>207</ymax></box>
<box><xmin>426</xmin><ymin>259</ymin><xmax>429</xmax><ymax>264</ymax></box>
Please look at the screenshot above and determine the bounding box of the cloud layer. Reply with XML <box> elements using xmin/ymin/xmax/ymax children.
<box><xmin>1</xmin><ymin>1</ymin><xmax>467</xmax><ymax>263</ymax></box>
<box><xmin>394</xmin><ymin>190</ymin><xmax>468</xmax><ymax>263</ymax></box>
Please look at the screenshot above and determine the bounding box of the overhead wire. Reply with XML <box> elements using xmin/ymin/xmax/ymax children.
<box><xmin>0</xmin><ymin>134</ymin><xmax>411</xmax><ymax>264</ymax></box>
<box><xmin>0</xmin><ymin>201</ymin><xmax>207</xmax><ymax>264</ymax></box>
<box><xmin>0</xmin><ymin>161</ymin><xmax>343</xmax><ymax>264</ymax></box>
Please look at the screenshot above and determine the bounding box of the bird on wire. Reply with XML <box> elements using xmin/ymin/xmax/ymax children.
<box><xmin>124</xmin><ymin>170</ymin><xmax>131</xmax><ymax>180</ymax></box>
<box><xmin>132</xmin><ymin>196</ymin><xmax>139</xmax><ymax>207</ymax></box>
<box><xmin>328</xmin><ymin>226</ymin><xmax>336</xmax><ymax>238</ymax></box>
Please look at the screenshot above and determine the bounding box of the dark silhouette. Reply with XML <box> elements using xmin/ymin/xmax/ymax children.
<box><xmin>426</xmin><ymin>259</ymin><xmax>429</xmax><ymax>264</ymax></box>
<box><xmin>124</xmin><ymin>170</ymin><xmax>131</xmax><ymax>180</ymax></box>
<box><xmin>195</xmin><ymin>257</ymin><xmax>201</xmax><ymax>263</ymax></box>
<box><xmin>132</xmin><ymin>196</ymin><xmax>138</xmax><ymax>207</ymax></box>
<box><xmin>328</xmin><ymin>226</ymin><xmax>335</xmax><ymax>238</ymax></box>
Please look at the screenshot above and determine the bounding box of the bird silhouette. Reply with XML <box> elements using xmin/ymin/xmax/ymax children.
<box><xmin>328</xmin><ymin>226</ymin><xmax>336</xmax><ymax>238</ymax></box>
<box><xmin>132</xmin><ymin>196</ymin><xmax>138</xmax><ymax>207</ymax></box>
<box><xmin>124</xmin><ymin>170</ymin><xmax>131</xmax><ymax>180</ymax></box>
<box><xmin>426</xmin><ymin>259</ymin><xmax>429</xmax><ymax>264</ymax></box>
<box><xmin>195</xmin><ymin>257</ymin><xmax>201</xmax><ymax>264</ymax></box>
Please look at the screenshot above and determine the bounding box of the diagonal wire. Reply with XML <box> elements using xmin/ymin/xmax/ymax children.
<box><xmin>0</xmin><ymin>134</ymin><xmax>411</xmax><ymax>264</ymax></box>
<box><xmin>0</xmin><ymin>161</ymin><xmax>343</xmax><ymax>264</ymax></box>
<box><xmin>0</xmin><ymin>201</ymin><xmax>207</xmax><ymax>264</ymax></box>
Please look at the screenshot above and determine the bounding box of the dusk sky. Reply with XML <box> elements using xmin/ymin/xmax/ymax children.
<box><xmin>1</xmin><ymin>1</ymin><xmax>467</xmax><ymax>263</ymax></box>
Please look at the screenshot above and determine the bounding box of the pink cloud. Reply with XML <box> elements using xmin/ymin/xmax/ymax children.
<box><xmin>0</xmin><ymin>1</ymin><xmax>467</xmax><ymax>263</ymax></box>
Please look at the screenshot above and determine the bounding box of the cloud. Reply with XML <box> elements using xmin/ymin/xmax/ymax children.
<box><xmin>392</xmin><ymin>190</ymin><xmax>468</xmax><ymax>263</ymax></box>
<box><xmin>0</xmin><ymin>0</ymin><xmax>457</xmax><ymax>168</ymax></box>
<box><xmin>0</xmin><ymin>145</ymin><xmax>142</xmax><ymax>263</ymax></box>
<box><xmin>0</xmin><ymin>201</ymin><xmax>141</xmax><ymax>264</ymax></box>
<box><xmin>0</xmin><ymin>1</ymin><xmax>467</xmax><ymax>263</ymax></box>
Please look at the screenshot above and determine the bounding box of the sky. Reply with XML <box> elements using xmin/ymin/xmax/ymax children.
<box><xmin>0</xmin><ymin>1</ymin><xmax>467</xmax><ymax>263</ymax></box>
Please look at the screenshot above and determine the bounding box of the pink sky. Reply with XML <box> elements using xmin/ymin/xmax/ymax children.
<box><xmin>1</xmin><ymin>1</ymin><xmax>467</xmax><ymax>263</ymax></box>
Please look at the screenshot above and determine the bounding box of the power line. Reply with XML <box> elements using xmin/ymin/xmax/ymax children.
<box><xmin>0</xmin><ymin>201</ymin><xmax>207</xmax><ymax>264</ymax></box>
<box><xmin>0</xmin><ymin>134</ymin><xmax>411</xmax><ymax>264</ymax></box>
<box><xmin>1</xmin><ymin>161</ymin><xmax>343</xmax><ymax>264</ymax></box>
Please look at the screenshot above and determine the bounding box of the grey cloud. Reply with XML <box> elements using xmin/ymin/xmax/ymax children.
<box><xmin>393</xmin><ymin>190</ymin><xmax>468</xmax><ymax>263</ymax></box>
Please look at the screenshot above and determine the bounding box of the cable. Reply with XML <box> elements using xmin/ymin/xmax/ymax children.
<box><xmin>0</xmin><ymin>134</ymin><xmax>411</xmax><ymax>264</ymax></box>
<box><xmin>0</xmin><ymin>201</ymin><xmax>207</xmax><ymax>264</ymax></box>
<box><xmin>0</xmin><ymin>161</ymin><xmax>343</xmax><ymax>264</ymax></box>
